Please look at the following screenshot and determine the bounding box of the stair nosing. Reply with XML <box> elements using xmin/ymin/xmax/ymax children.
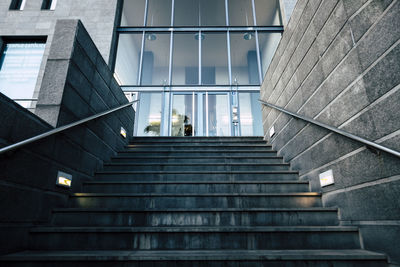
<box><xmin>30</xmin><ymin>226</ymin><xmax>359</xmax><ymax>233</ymax></box>
<box><xmin>95</xmin><ymin>170</ymin><xmax>299</xmax><ymax>174</ymax></box>
<box><xmin>84</xmin><ymin>181</ymin><xmax>308</xmax><ymax>184</ymax></box>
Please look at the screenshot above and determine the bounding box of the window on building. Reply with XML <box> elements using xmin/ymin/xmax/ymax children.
<box><xmin>41</xmin><ymin>0</ymin><xmax>57</xmax><ymax>10</ymax></box>
<box><xmin>258</xmin><ymin>31</ymin><xmax>281</xmax><ymax>77</ymax></box>
<box><xmin>9</xmin><ymin>0</ymin><xmax>26</xmax><ymax>10</ymax></box>
<box><xmin>0</xmin><ymin>41</ymin><xmax>46</xmax><ymax>108</ymax></box>
<box><xmin>172</xmin><ymin>32</ymin><xmax>199</xmax><ymax>85</ymax></box>
<box><xmin>146</xmin><ymin>0</ymin><xmax>172</xmax><ymax>26</ymax></box>
<box><xmin>114</xmin><ymin>33</ymin><xmax>143</xmax><ymax>85</ymax></box>
<box><xmin>141</xmin><ymin>32</ymin><xmax>171</xmax><ymax>85</ymax></box>
<box><xmin>121</xmin><ymin>0</ymin><xmax>146</xmax><ymax>26</ymax></box>
<box><xmin>228</xmin><ymin>0</ymin><xmax>254</xmax><ymax>26</ymax></box>
<box><xmin>254</xmin><ymin>0</ymin><xmax>282</xmax><ymax>26</ymax></box>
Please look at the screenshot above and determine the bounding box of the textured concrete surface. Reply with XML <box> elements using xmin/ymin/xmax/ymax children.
<box><xmin>0</xmin><ymin>19</ymin><xmax>134</xmax><ymax>255</ymax></box>
<box><xmin>260</xmin><ymin>0</ymin><xmax>400</xmax><ymax>264</ymax></box>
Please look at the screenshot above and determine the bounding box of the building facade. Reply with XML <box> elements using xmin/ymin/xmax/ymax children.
<box><xmin>0</xmin><ymin>0</ymin><xmax>295</xmax><ymax>136</ymax></box>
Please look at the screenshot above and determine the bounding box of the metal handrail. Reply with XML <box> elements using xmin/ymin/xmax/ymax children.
<box><xmin>0</xmin><ymin>100</ymin><xmax>139</xmax><ymax>155</ymax></box>
<box><xmin>259</xmin><ymin>99</ymin><xmax>400</xmax><ymax>159</ymax></box>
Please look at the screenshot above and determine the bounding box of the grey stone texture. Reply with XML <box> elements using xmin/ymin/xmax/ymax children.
<box><xmin>0</xmin><ymin>19</ymin><xmax>134</xmax><ymax>255</ymax></box>
<box><xmin>260</xmin><ymin>0</ymin><xmax>400</xmax><ymax>264</ymax></box>
<box><xmin>0</xmin><ymin>0</ymin><xmax>119</xmax><ymax>110</ymax></box>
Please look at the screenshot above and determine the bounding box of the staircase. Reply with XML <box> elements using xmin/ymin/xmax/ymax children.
<box><xmin>2</xmin><ymin>137</ymin><xmax>388</xmax><ymax>266</ymax></box>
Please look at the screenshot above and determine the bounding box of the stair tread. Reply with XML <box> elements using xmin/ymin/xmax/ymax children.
<box><xmin>31</xmin><ymin>226</ymin><xmax>358</xmax><ymax>233</ymax></box>
<box><xmin>72</xmin><ymin>192</ymin><xmax>320</xmax><ymax>197</ymax></box>
<box><xmin>1</xmin><ymin>249</ymin><xmax>386</xmax><ymax>261</ymax></box>
<box><xmin>95</xmin><ymin>170</ymin><xmax>298</xmax><ymax>174</ymax></box>
<box><xmin>103</xmin><ymin>163</ymin><xmax>290</xmax><ymax>166</ymax></box>
<box><xmin>84</xmin><ymin>180</ymin><xmax>307</xmax><ymax>184</ymax></box>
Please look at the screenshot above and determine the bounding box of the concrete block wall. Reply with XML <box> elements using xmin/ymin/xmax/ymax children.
<box><xmin>0</xmin><ymin>0</ymin><xmax>120</xmax><ymax>110</ymax></box>
<box><xmin>0</xmin><ymin>19</ymin><xmax>134</xmax><ymax>255</ymax></box>
<box><xmin>260</xmin><ymin>0</ymin><xmax>400</xmax><ymax>264</ymax></box>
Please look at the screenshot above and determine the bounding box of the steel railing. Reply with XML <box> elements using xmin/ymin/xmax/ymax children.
<box><xmin>259</xmin><ymin>99</ymin><xmax>400</xmax><ymax>159</ymax></box>
<box><xmin>0</xmin><ymin>100</ymin><xmax>139</xmax><ymax>155</ymax></box>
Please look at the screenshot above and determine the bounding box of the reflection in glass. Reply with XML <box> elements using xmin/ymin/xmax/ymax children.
<box><xmin>228</xmin><ymin>0</ymin><xmax>254</xmax><ymax>26</ymax></box>
<box><xmin>171</xmin><ymin>94</ymin><xmax>197</xmax><ymax>136</ymax></box>
<box><xmin>258</xmin><ymin>31</ymin><xmax>281</xmax><ymax>78</ymax></box>
<box><xmin>146</xmin><ymin>0</ymin><xmax>172</xmax><ymax>26</ymax></box>
<box><xmin>174</xmin><ymin>0</ymin><xmax>226</xmax><ymax>26</ymax></box>
<box><xmin>201</xmin><ymin>33</ymin><xmax>229</xmax><ymax>85</ymax></box>
<box><xmin>230</xmin><ymin>32</ymin><xmax>259</xmax><ymax>85</ymax></box>
<box><xmin>0</xmin><ymin>43</ymin><xmax>45</xmax><ymax>108</ymax></box>
<box><xmin>136</xmin><ymin>93</ymin><xmax>162</xmax><ymax>136</ymax></box>
<box><xmin>239</xmin><ymin>92</ymin><xmax>263</xmax><ymax>136</ymax></box>
<box><xmin>121</xmin><ymin>0</ymin><xmax>146</xmax><ymax>26</ymax></box>
<box><xmin>141</xmin><ymin>32</ymin><xmax>170</xmax><ymax>85</ymax></box>
<box><xmin>254</xmin><ymin>0</ymin><xmax>282</xmax><ymax>26</ymax></box>
<box><xmin>115</xmin><ymin>34</ymin><xmax>143</xmax><ymax>85</ymax></box>
<box><xmin>172</xmin><ymin>33</ymin><xmax>199</xmax><ymax>85</ymax></box>
<box><xmin>204</xmin><ymin>94</ymin><xmax>230</xmax><ymax>136</ymax></box>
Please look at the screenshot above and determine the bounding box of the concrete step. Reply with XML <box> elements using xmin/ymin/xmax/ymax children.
<box><xmin>102</xmin><ymin>163</ymin><xmax>291</xmax><ymax>172</ymax></box>
<box><xmin>69</xmin><ymin>192</ymin><xmax>322</xmax><ymax>209</ymax></box>
<box><xmin>2</xmin><ymin>249</ymin><xmax>387</xmax><ymax>266</ymax></box>
<box><xmin>82</xmin><ymin>181</ymin><xmax>310</xmax><ymax>193</ymax></box>
<box><xmin>51</xmin><ymin>207</ymin><xmax>339</xmax><ymax>227</ymax></box>
<box><xmin>116</xmin><ymin>150</ymin><xmax>278</xmax><ymax>157</ymax></box>
<box><xmin>94</xmin><ymin>170</ymin><xmax>299</xmax><ymax>181</ymax></box>
<box><xmin>124</xmin><ymin>145</ymin><xmax>273</xmax><ymax>151</ymax></box>
<box><xmin>110</xmin><ymin>156</ymin><xmax>285</xmax><ymax>164</ymax></box>
<box><xmin>29</xmin><ymin>226</ymin><xmax>361</xmax><ymax>250</ymax></box>
<box><xmin>129</xmin><ymin>140</ymin><xmax>268</xmax><ymax>146</ymax></box>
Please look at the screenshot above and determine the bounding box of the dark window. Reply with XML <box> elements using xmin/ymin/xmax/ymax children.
<box><xmin>41</xmin><ymin>0</ymin><xmax>56</xmax><ymax>10</ymax></box>
<box><xmin>9</xmin><ymin>0</ymin><xmax>25</xmax><ymax>10</ymax></box>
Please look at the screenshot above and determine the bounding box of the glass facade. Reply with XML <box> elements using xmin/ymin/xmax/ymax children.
<box><xmin>0</xmin><ymin>42</ymin><xmax>45</xmax><ymax>108</ymax></box>
<box><xmin>116</xmin><ymin>0</ymin><xmax>283</xmax><ymax>136</ymax></box>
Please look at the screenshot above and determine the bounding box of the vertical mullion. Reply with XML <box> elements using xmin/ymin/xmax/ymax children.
<box><xmin>137</xmin><ymin>32</ymin><xmax>145</xmax><ymax>85</ymax></box>
<box><xmin>251</xmin><ymin>0</ymin><xmax>257</xmax><ymax>26</ymax></box>
<box><xmin>198</xmin><ymin>30</ymin><xmax>202</xmax><ymax>85</ymax></box>
<box><xmin>143</xmin><ymin>0</ymin><xmax>149</xmax><ymax>26</ymax></box>
<box><xmin>168</xmin><ymin>32</ymin><xmax>173</xmax><ymax>85</ymax></box>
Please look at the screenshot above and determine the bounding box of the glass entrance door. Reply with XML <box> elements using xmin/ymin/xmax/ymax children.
<box><xmin>169</xmin><ymin>91</ymin><xmax>231</xmax><ymax>136</ymax></box>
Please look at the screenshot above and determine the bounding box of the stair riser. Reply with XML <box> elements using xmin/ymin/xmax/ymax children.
<box><xmin>102</xmin><ymin>165</ymin><xmax>290</xmax><ymax>172</ymax></box>
<box><xmin>124</xmin><ymin>146</ymin><xmax>272</xmax><ymax>151</ymax></box>
<box><xmin>117</xmin><ymin>151</ymin><xmax>278</xmax><ymax>157</ymax></box>
<box><xmin>30</xmin><ymin>231</ymin><xmax>361</xmax><ymax>250</ymax></box>
<box><xmin>94</xmin><ymin>173</ymin><xmax>298</xmax><ymax>181</ymax></box>
<box><xmin>69</xmin><ymin>196</ymin><xmax>322</xmax><ymax>209</ymax></box>
<box><xmin>52</xmin><ymin>211</ymin><xmax>339</xmax><ymax>227</ymax></box>
<box><xmin>1</xmin><ymin>260</ymin><xmax>388</xmax><ymax>267</ymax></box>
<box><xmin>83</xmin><ymin>183</ymin><xmax>309</xmax><ymax>194</ymax></box>
<box><xmin>111</xmin><ymin>157</ymin><xmax>284</xmax><ymax>164</ymax></box>
<box><xmin>129</xmin><ymin>141</ymin><xmax>267</xmax><ymax>146</ymax></box>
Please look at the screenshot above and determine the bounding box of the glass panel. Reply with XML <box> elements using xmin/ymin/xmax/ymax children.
<box><xmin>171</xmin><ymin>94</ymin><xmax>197</xmax><ymax>136</ymax></box>
<box><xmin>254</xmin><ymin>0</ymin><xmax>282</xmax><ymax>26</ymax></box>
<box><xmin>141</xmin><ymin>32</ymin><xmax>170</xmax><ymax>85</ymax></box>
<box><xmin>258</xmin><ymin>31</ymin><xmax>281</xmax><ymax>78</ymax></box>
<box><xmin>136</xmin><ymin>92</ymin><xmax>162</xmax><ymax>136</ymax></box>
<box><xmin>172</xmin><ymin>33</ymin><xmax>199</xmax><ymax>85</ymax></box>
<box><xmin>239</xmin><ymin>92</ymin><xmax>263</xmax><ymax>136</ymax></box>
<box><xmin>121</xmin><ymin>0</ymin><xmax>146</xmax><ymax>26</ymax></box>
<box><xmin>174</xmin><ymin>0</ymin><xmax>199</xmax><ymax>26</ymax></box>
<box><xmin>174</xmin><ymin>0</ymin><xmax>226</xmax><ymax>26</ymax></box>
<box><xmin>0</xmin><ymin>43</ymin><xmax>45</xmax><ymax>108</ymax></box>
<box><xmin>114</xmin><ymin>34</ymin><xmax>143</xmax><ymax>85</ymax></box>
<box><xmin>200</xmin><ymin>0</ymin><xmax>226</xmax><ymax>26</ymax></box>
<box><xmin>204</xmin><ymin>94</ymin><xmax>230</xmax><ymax>136</ymax></box>
<box><xmin>230</xmin><ymin>32</ymin><xmax>259</xmax><ymax>85</ymax></box>
<box><xmin>228</xmin><ymin>0</ymin><xmax>254</xmax><ymax>26</ymax></box>
<box><xmin>147</xmin><ymin>0</ymin><xmax>172</xmax><ymax>26</ymax></box>
<box><xmin>201</xmin><ymin>33</ymin><xmax>229</xmax><ymax>85</ymax></box>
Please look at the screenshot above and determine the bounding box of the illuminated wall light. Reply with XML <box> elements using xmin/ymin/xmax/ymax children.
<box><xmin>269</xmin><ymin>125</ymin><xmax>275</xmax><ymax>138</ymax></box>
<box><xmin>56</xmin><ymin>171</ymin><xmax>72</xmax><ymax>188</ymax></box>
<box><xmin>120</xmin><ymin>127</ymin><xmax>127</xmax><ymax>138</ymax></box>
<box><xmin>319</xmin><ymin>169</ymin><xmax>334</xmax><ymax>187</ymax></box>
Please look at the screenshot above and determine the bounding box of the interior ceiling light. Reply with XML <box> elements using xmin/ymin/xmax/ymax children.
<box><xmin>146</xmin><ymin>33</ymin><xmax>157</xmax><ymax>41</ymax></box>
<box><xmin>243</xmin><ymin>32</ymin><xmax>254</xmax><ymax>40</ymax></box>
<box><xmin>194</xmin><ymin>33</ymin><xmax>205</xmax><ymax>40</ymax></box>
